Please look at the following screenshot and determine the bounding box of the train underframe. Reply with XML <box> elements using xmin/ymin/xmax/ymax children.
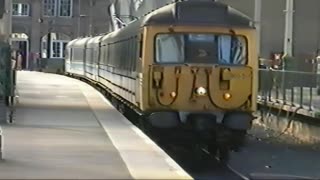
<box><xmin>67</xmin><ymin>73</ymin><xmax>253</xmax><ymax>163</ymax></box>
<box><xmin>144</xmin><ymin>111</ymin><xmax>254</xmax><ymax>162</ymax></box>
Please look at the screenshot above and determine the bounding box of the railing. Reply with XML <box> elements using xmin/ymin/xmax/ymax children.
<box><xmin>258</xmin><ymin>68</ymin><xmax>320</xmax><ymax>116</ymax></box>
<box><xmin>32</xmin><ymin>58</ymin><xmax>65</xmax><ymax>74</ymax></box>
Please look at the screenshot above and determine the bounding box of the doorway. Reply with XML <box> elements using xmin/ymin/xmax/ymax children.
<box><xmin>10</xmin><ymin>33</ymin><xmax>29</xmax><ymax>70</ymax></box>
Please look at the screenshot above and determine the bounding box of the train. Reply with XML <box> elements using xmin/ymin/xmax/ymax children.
<box><xmin>65</xmin><ymin>0</ymin><xmax>258</xmax><ymax>162</ymax></box>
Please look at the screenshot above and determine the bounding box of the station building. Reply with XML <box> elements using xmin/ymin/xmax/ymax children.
<box><xmin>6</xmin><ymin>0</ymin><xmax>320</xmax><ymax>70</ymax></box>
<box><xmin>10</xmin><ymin>0</ymin><xmax>112</xmax><ymax>69</ymax></box>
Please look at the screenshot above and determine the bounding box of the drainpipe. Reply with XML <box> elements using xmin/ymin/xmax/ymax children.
<box><xmin>109</xmin><ymin>3</ymin><xmax>119</xmax><ymax>31</ymax></box>
<box><xmin>89</xmin><ymin>0</ymin><xmax>93</xmax><ymax>36</ymax></box>
<box><xmin>77</xmin><ymin>0</ymin><xmax>81</xmax><ymax>37</ymax></box>
<box><xmin>284</xmin><ymin>0</ymin><xmax>294</xmax><ymax>57</ymax></box>
<box><xmin>254</xmin><ymin>0</ymin><xmax>262</xmax><ymax>57</ymax></box>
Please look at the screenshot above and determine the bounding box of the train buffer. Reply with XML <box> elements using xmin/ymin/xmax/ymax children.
<box><xmin>0</xmin><ymin>71</ymin><xmax>191</xmax><ymax>179</ymax></box>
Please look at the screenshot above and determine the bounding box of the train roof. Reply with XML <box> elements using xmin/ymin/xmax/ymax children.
<box><xmin>68</xmin><ymin>37</ymin><xmax>91</xmax><ymax>48</ymax></box>
<box><xmin>101</xmin><ymin>30</ymin><xmax>117</xmax><ymax>42</ymax></box>
<box><xmin>66</xmin><ymin>38</ymin><xmax>79</xmax><ymax>48</ymax></box>
<box><xmin>71</xmin><ymin>1</ymin><xmax>254</xmax><ymax>45</ymax></box>
<box><xmin>141</xmin><ymin>0</ymin><xmax>253</xmax><ymax>28</ymax></box>
<box><xmin>87</xmin><ymin>35</ymin><xmax>103</xmax><ymax>48</ymax></box>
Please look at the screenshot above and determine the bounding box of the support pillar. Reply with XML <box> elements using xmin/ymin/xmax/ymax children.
<box><xmin>284</xmin><ymin>0</ymin><xmax>294</xmax><ymax>57</ymax></box>
<box><xmin>254</xmin><ymin>0</ymin><xmax>262</xmax><ymax>57</ymax></box>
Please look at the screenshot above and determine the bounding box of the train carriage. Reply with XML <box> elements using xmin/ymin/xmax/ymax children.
<box><xmin>98</xmin><ymin>21</ymin><xmax>141</xmax><ymax>105</ymax></box>
<box><xmin>85</xmin><ymin>35</ymin><xmax>103</xmax><ymax>81</ymax></box>
<box><xmin>66</xmin><ymin>0</ymin><xmax>258</xmax><ymax>162</ymax></box>
<box><xmin>66</xmin><ymin>37</ymin><xmax>91</xmax><ymax>76</ymax></box>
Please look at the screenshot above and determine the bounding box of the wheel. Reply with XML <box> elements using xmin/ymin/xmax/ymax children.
<box><xmin>118</xmin><ymin>104</ymin><xmax>126</xmax><ymax>114</ymax></box>
<box><xmin>217</xmin><ymin>145</ymin><xmax>230</xmax><ymax>164</ymax></box>
<box><xmin>111</xmin><ymin>97</ymin><xmax>118</xmax><ymax>109</ymax></box>
<box><xmin>138</xmin><ymin>116</ymin><xmax>147</xmax><ymax>132</ymax></box>
<box><xmin>191</xmin><ymin>144</ymin><xmax>207</xmax><ymax>170</ymax></box>
<box><xmin>230</xmin><ymin>130</ymin><xmax>247</xmax><ymax>152</ymax></box>
<box><xmin>208</xmin><ymin>143</ymin><xmax>218</xmax><ymax>157</ymax></box>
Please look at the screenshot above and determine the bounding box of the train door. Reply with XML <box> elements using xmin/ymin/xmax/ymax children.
<box><xmin>97</xmin><ymin>42</ymin><xmax>102</xmax><ymax>81</ymax></box>
<box><xmin>11</xmin><ymin>35</ymin><xmax>29</xmax><ymax>70</ymax></box>
<box><xmin>83</xmin><ymin>44</ymin><xmax>88</xmax><ymax>77</ymax></box>
<box><xmin>135</xmin><ymin>30</ymin><xmax>144</xmax><ymax>106</ymax></box>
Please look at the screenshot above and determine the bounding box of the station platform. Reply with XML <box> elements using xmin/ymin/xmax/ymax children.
<box><xmin>0</xmin><ymin>71</ymin><xmax>191</xmax><ymax>179</ymax></box>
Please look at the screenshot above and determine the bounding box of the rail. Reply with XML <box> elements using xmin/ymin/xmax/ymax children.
<box><xmin>258</xmin><ymin>67</ymin><xmax>320</xmax><ymax>118</ymax></box>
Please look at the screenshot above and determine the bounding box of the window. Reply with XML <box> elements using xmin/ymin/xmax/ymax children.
<box><xmin>43</xmin><ymin>0</ymin><xmax>56</xmax><ymax>16</ymax></box>
<box><xmin>12</xmin><ymin>3</ymin><xmax>30</xmax><ymax>16</ymax></box>
<box><xmin>59</xmin><ymin>0</ymin><xmax>72</xmax><ymax>17</ymax></box>
<box><xmin>43</xmin><ymin>0</ymin><xmax>72</xmax><ymax>17</ymax></box>
<box><xmin>52</xmin><ymin>41</ymin><xmax>68</xmax><ymax>58</ymax></box>
<box><xmin>72</xmin><ymin>48</ymin><xmax>84</xmax><ymax>61</ymax></box>
<box><xmin>155</xmin><ymin>33</ymin><xmax>248</xmax><ymax>65</ymax></box>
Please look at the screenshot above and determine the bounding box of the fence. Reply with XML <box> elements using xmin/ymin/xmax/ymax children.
<box><xmin>33</xmin><ymin>58</ymin><xmax>65</xmax><ymax>74</ymax></box>
<box><xmin>258</xmin><ymin>67</ymin><xmax>320</xmax><ymax>117</ymax></box>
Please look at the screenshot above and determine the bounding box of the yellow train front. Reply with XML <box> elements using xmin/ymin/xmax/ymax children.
<box><xmin>66</xmin><ymin>0</ymin><xmax>258</xmax><ymax>162</ymax></box>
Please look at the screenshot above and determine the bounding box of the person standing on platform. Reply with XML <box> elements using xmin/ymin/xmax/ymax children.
<box><xmin>16</xmin><ymin>51</ymin><xmax>22</xmax><ymax>70</ymax></box>
<box><xmin>11</xmin><ymin>53</ymin><xmax>16</xmax><ymax>70</ymax></box>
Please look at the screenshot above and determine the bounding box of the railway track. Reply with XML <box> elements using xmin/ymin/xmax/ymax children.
<box><xmin>201</xmin><ymin>148</ymin><xmax>249</xmax><ymax>180</ymax></box>
<box><xmin>131</xmin><ymin>121</ymin><xmax>248</xmax><ymax>179</ymax></box>
<box><xmin>82</xmin><ymin>77</ymin><xmax>318</xmax><ymax>180</ymax></box>
<box><xmin>83</xmin><ymin>80</ymin><xmax>249</xmax><ymax>180</ymax></box>
<box><xmin>121</xmin><ymin>112</ymin><xmax>249</xmax><ymax>179</ymax></box>
<box><xmin>156</xmin><ymin>142</ymin><xmax>248</xmax><ymax>180</ymax></box>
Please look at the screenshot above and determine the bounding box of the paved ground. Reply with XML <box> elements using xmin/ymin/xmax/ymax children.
<box><xmin>228</xmin><ymin>123</ymin><xmax>320</xmax><ymax>179</ymax></box>
<box><xmin>0</xmin><ymin>71</ymin><xmax>191</xmax><ymax>179</ymax></box>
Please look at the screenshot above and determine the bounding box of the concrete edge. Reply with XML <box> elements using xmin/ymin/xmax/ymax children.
<box><xmin>79</xmin><ymin>82</ymin><xmax>193</xmax><ymax>180</ymax></box>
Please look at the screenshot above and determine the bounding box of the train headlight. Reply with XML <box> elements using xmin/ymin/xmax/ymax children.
<box><xmin>196</xmin><ymin>87</ymin><xmax>207</xmax><ymax>96</ymax></box>
<box><xmin>170</xmin><ymin>92</ymin><xmax>177</xmax><ymax>98</ymax></box>
<box><xmin>223</xmin><ymin>93</ymin><xmax>232</xmax><ymax>100</ymax></box>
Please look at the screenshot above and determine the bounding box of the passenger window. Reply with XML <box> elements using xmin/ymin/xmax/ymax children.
<box><xmin>133</xmin><ymin>37</ymin><xmax>137</xmax><ymax>71</ymax></box>
<box><xmin>139</xmin><ymin>34</ymin><xmax>143</xmax><ymax>59</ymax></box>
<box><xmin>69</xmin><ymin>49</ymin><xmax>73</xmax><ymax>61</ymax></box>
<box><xmin>155</xmin><ymin>34</ymin><xmax>185</xmax><ymax>63</ymax></box>
<box><xmin>217</xmin><ymin>35</ymin><xmax>247</xmax><ymax>65</ymax></box>
<box><xmin>154</xmin><ymin>33</ymin><xmax>247</xmax><ymax>65</ymax></box>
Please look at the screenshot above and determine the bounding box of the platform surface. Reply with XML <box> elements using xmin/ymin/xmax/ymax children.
<box><xmin>0</xmin><ymin>71</ymin><xmax>191</xmax><ymax>179</ymax></box>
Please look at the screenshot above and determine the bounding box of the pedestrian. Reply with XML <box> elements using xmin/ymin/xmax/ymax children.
<box><xmin>11</xmin><ymin>53</ymin><xmax>16</xmax><ymax>70</ymax></box>
<box><xmin>16</xmin><ymin>51</ymin><xmax>22</xmax><ymax>70</ymax></box>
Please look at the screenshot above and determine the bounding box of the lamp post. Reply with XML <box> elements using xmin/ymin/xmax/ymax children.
<box><xmin>284</xmin><ymin>0</ymin><xmax>294</xmax><ymax>57</ymax></box>
<box><xmin>89</xmin><ymin>0</ymin><xmax>93</xmax><ymax>36</ymax></box>
<box><xmin>77</xmin><ymin>0</ymin><xmax>81</xmax><ymax>37</ymax></box>
<box><xmin>77</xmin><ymin>0</ymin><xmax>88</xmax><ymax>37</ymax></box>
<box><xmin>254</xmin><ymin>0</ymin><xmax>261</xmax><ymax>57</ymax></box>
